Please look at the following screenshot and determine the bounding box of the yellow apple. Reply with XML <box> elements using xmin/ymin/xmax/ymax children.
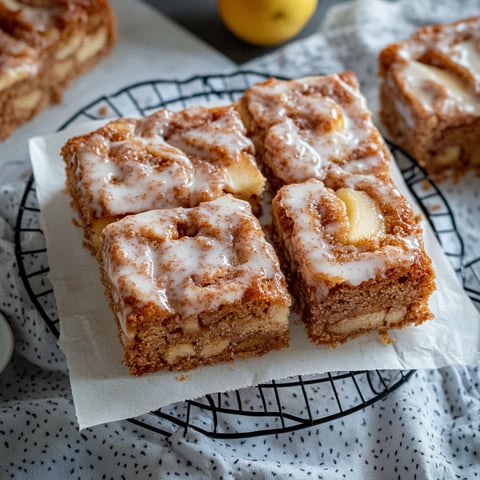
<box><xmin>335</xmin><ymin>188</ymin><xmax>385</xmax><ymax>244</ymax></box>
<box><xmin>217</xmin><ymin>0</ymin><xmax>318</xmax><ymax>47</ymax></box>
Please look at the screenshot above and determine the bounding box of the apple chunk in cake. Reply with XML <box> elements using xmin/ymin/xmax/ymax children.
<box><xmin>271</xmin><ymin>171</ymin><xmax>435</xmax><ymax>347</ymax></box>
<box><xmin>100</xmin><ymin>195</ymin><xmax>291</xmax><ymax>375</ymax></box>
<box><xmin>62</xmin><ymin>104</ymin><xmax>266</xmax><ymax>253</ymax></box>
<box><xmin>239</xmin><ymin>71</ymin><xmax>392</xmax><ymax>191</ymax></box>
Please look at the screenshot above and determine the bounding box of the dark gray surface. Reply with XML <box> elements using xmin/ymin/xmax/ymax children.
<box><xmin>143</xmin><ymin>0</ymin><xmax>347</xmax><ymax>64</ymax></box>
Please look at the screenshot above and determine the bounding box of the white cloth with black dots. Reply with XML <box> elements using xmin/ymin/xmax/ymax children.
<box><xmin>1</xmin><ymin>0</ymin><xmax>480</xmax><ymax>478</ymax></box>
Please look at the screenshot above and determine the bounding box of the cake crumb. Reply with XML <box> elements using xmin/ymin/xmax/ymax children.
<box><xmin>421</xmin><ymin>180</ymin><xmax>431</xmax><ymax>191</ymax></box>
<box><xmin>379</xmin><ymin>331</ymin><xmax>393</xmax><ymax>345</ymax></box>
<box><xmin>177</xmin><ymin>374</ymin><xmax>188</xmax><ymax>382</ymax></box>
<box><xmin>414</xmin><ymin>213</ymin><xmax>424</xmax><ymax>224</ymax></box>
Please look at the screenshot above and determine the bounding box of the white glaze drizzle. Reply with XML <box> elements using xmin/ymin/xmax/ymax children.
<box><xmin>396</xmin><ymin>17</ymin><xmax>480</xmax><ymax>103</ymax></box>
<box><xmin>75</xmin><ymin>134</ymin><xmax>196</xmax><ymax>217</ymax></box>
<box><xmin>399</xmin><ymin>60</ymin><xmax>480</xmax><ymax>114</ymax></box>
<box><xmin>168</xmin><ymin>108</ymin><xmax>253</xmax><ymax>161</ymax></box>
<box><xmin>0</xmin><ymin>30</ymin><xmax>38</xmax><ymax>90</ymax></box>
<box><xmin>102</xmin><ymin>196</ymin><xmax>287</xmax><ymax>336</ymax></box>
<box><xmin>275</xmin><ymin>179</ymin><xmax>420</xmax><ymax>300</ymax></box>
<box><xmin>245</xmin><ymin>75</ymin><xmax>376</xmax><ymax>183</ymax></box>
<box><xmin>447</xmin><ymin>38</ymin><xmax>480</xmax><ymax>88</ymax></box>
<box><xmin>0</xmin><ymin>0</ymin><xmax>57</xmax><ymax>32</ymax></box>
<box><xmin>72</xmin><ymin>106</ymin><xmax>257</xmax><ymax>218</ymax></box>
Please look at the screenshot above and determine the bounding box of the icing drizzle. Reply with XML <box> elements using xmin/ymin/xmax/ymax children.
<box><xmin>102</xmin><ymin>195</ymin><xmax>289</xmax><ymax>335</ymax></box>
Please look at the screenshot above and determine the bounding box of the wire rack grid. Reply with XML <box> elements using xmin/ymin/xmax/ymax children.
<box><xmin>14</xmin><ymin>70</ymin><xmax>470</xmax><ymax>439</ymax></box>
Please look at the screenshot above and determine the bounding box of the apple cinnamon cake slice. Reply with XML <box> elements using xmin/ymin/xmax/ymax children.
<box><xmin>0</xmin><ymin>0</ymin><xmax>116</xmax><ymax>140</ymax></box>
<box><xmin>379</xmin><ymin>16</ymin><xmax>480</xmax><ymax>174</ymax></box>
<box><xmin>62</xmin><ymin>104</ymin><xmax>266</xmax><ymax>254</ymax></box>
<box><xmin>100</xmin><ymin>195</ymin><xmax>291</xmax><ymax>374</ymax></box>
<box><xmin>238</xmin><ymin>71</ymin><xmax>392</xmax><ymax>191</ymax></box>
<box><xmin>271</xmin><ymin>168</ymin><xmax>435</xmax><ymax>347</ymax></box>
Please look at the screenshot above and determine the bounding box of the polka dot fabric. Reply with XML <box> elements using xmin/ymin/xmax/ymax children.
<box><xmin>2</xmin><ymin>0</ymin><xmax>480</xmax><ymax>477</ymax></box>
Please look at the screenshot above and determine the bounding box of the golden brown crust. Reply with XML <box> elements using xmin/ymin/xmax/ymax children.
<box><xmin>63</xmin><ymin>72</ymin><xmax>437</xmax><ymax>374</ymax></box>
<box><xmin>240</xmin><ymin>72</ymin><xmax>392</xmax><ymax>193</ymax></box>
<box><xmin>62</xmin><ymin>105</ymin><xmax>266</xmax><ymax>254</ymax></box>
<box><xmin>99</xmin><ymin>196</ymin><xmax>291</xmax><ymax>375</ymax></box>
<box><xmin>0</xmin><ymin>0</ymin><xmax>116</xmax><ymax>140</ymax></box>
<box><xmin>378</xmin><ymin>16</ymin><xmax>480</xmax><ymax>175</ymax></box>
<box><xmin>271</xmin><ymin>173</ymin><xmax>435</xmax><ymax>347</ymax></box>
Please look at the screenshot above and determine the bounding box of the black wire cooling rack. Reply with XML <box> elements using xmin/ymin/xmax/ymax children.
<box><xmin>14</xmin><ymin>71</ymin><xmax>470</xmax><ymax>439</ymax></box>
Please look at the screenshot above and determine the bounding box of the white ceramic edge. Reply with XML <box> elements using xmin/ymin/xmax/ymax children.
<box><xmin>0</xmin><ymin>312</ymin><xmax>14</xmax><ymax>374</ymax></box>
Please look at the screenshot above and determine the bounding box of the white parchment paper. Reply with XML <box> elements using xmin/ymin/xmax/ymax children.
<box><xmin>29</xmin><ymin>118</ymin><xmax>480</xmax><ymax>430</ymax></box>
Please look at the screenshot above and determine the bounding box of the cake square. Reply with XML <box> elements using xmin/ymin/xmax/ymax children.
<box><xmin>239</xmin><ymin>71</ymin><xmax>392</xmax><ymax>191</ymax></box>
<box><xmin>0</xmin><ymin>28</ymin><xmax>41</xmax><ymax>137</ymax></box>
<box><xmin>271</xmin><ymin>169</ymin><xmax>435</xmax><ymax>347</ymax></box>
<box><xmin>62</xmin><ymin>104</ymin><xmax>266</xmax><ymax>253</ymax></box>
<box><xmin>379</xmin><ymin>16</ymin><xmax>480</xmax><ymax>174</ymax></box>
<box><xmin>0</xmin><ymin>0</ymin><xmax>115</xmax><ymax>140</ymax></box>
<box><xmin>99</xmin><ymin>195</ymin><xmax>291</xmax><ymax>375</ymax></box>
